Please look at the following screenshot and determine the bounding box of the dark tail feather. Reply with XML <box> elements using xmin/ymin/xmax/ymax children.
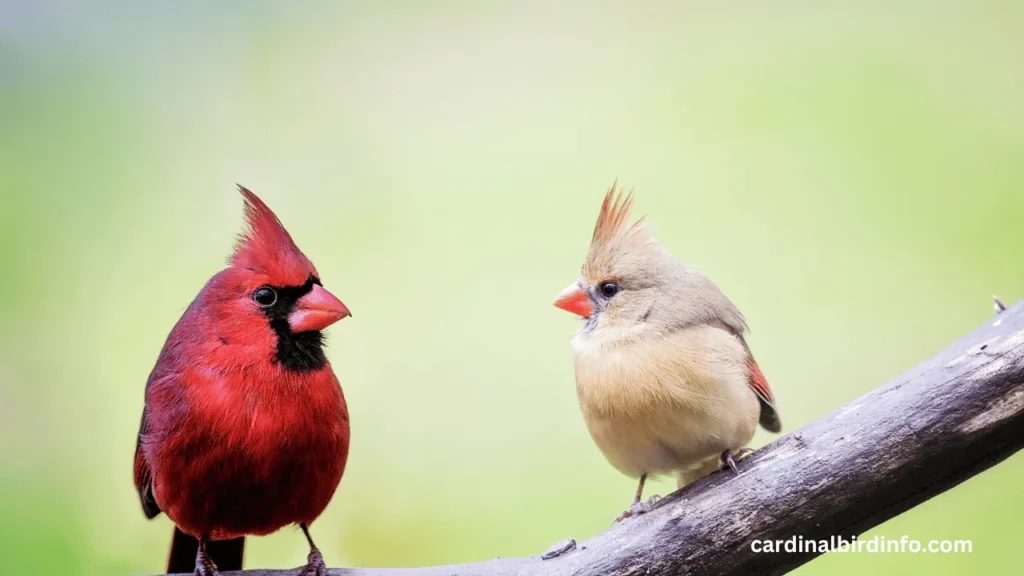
<box><xmin>167</xmin><ymin>527</ymin><xmax>244</xmax><ymax>574</ymax></box>
<box><xmin>758</xmin><ymin>398</ymin><xmax>783</xmax><ymax>434</ymax></box>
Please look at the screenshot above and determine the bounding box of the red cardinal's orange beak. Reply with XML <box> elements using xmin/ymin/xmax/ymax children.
<box><xmin>553</xmin><ymin>283</ymin><xmax>593</xmax><ymax>318</ymax></box>
<box><xmin>289</xmin><ymin>284</ymin><xmax>351</xmax><ymax>333</ymax></box>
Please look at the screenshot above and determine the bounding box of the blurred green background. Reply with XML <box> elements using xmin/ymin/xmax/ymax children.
<box><xmin>2</xmin><ymin>1</ymin><xmax>1022</xmax><ymax>574</ymax></box>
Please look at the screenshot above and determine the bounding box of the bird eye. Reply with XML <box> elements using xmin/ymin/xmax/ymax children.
<box><xmin>253</xmin><ymin>286</ymin><xmax>278</xmax><ymax>307</ymax></box>
<box><xmin>599</xmin><ymin>280</ymin><xmax>620</xmax><ymax>298</ymax></box>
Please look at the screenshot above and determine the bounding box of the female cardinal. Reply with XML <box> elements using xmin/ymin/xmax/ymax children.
<box><xmin>133</xmin><ymin>186</ymin><xmax>352</xmax><ymax>575</ymax></box>
<box><xmin>553</xmin><ymin>184</ymin><xmax>781</xmax><ymax>522</ymax></box>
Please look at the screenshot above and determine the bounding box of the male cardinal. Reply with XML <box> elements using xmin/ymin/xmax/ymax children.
<box><xmin>133</xmin><ymin>186</ymin><xmax>352</xmax><ymax>575</ymax></box>
<box><xmin>553</xmin><ymin>184</ymin><xmax>781</xmax><ymax>521</ymax></box>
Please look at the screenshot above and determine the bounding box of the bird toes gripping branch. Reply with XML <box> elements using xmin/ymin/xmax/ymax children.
<box><xmin>613</xmin><ymin>473</ymin><xmax>666</xmax><ymax>523</ymax></box>
<box><xmin>297</xmin><ymin>549</ymin><xmax>328</xmax><ymax>576</ymax></box>
<box><xmin>719</xmin><ymin>447</ymin><xmax>754</xmax><ymax>475</ymax></box>
<box><xmin>194</xmin><ymin>542</ymin><xmax>221</xmax><ymax>576</ymax></box>
<box><xmin>296</xmin><ymin>524</ymin><xmax>329</xmax><ymax>576</ymax></box>
<box><xmin>614</xmin><ymin>500</ymin><xmax>654</xmax><ymax>524</ymax></box>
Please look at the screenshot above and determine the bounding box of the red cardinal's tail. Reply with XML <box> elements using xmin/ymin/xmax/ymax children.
<box><xmin>167</xmin><ymin>527</ymin><xmax>244</xmax><ymax>574</ymax></box>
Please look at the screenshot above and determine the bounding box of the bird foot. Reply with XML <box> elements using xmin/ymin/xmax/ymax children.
<box><xmin>194</xmin><ymin>550</ymin><xmax>221</xmax><ymax>576</ymax></box>
<box><xmin>719</xmin><ymin>447</ymin><xmax>753</xmax><ymax>475</ymax></box>
<box><xmin>613</xmin><ymin>495</ymin><xmax>661</xmax><ymax>523</ymax></box>
<box><xmin>297</xmin><ymin>546</ymin><xmax>328</xmax><ymax>576</ymax></box>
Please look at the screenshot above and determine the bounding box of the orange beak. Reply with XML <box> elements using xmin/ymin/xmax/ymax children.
<box><xmin>553</xmin><ymin>283</ymin><xmax>594</xmax><ymax>318</ymax></box>
<box><xmin>289</xmin><ymin>284</ymin><xmax>351</xmax><ymax>333</ymax></box>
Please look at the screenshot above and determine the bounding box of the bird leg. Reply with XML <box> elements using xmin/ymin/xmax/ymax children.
<box><xmin>614</xmin><ymin>474</ymin><xmax>659</xmax><ymax>523</ymax></box>
<box><xmin>633</xmin><ymin>473</ymin><xmax>646</xmax><ymax>504</ymax></box>
<box><xmin>194</xmin><ymin>538</ymin><xmax>221</xmax><ymax>576</ymax></box>
<box><xmin>297</xmin><ymin>523</ymin><xmax>328</xmax><ymax>576</ymax></box>
<box><xmin>719</xmin><ymin>447</ymin><xmax>754</xmax><ymax>475</ymax></box>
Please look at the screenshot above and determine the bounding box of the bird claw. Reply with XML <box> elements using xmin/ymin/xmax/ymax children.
<box><xmin>613</xmin><ymin>496</ymin><xmax>659</xmax><ymax>523</ymax></box>
<box><xmin>719</xmin><ymin>447</ymin><xmax>753</xmax><ymax>475</ymax></box>
<box><xmin>194</xmin><ymin>550</ymin><xmax>221</xmax><ymax>576</ymax></box>
<box><xmin>297</xmin><ymin>546</ymin><xmax>328</xmax><ymax>576</ymax></box>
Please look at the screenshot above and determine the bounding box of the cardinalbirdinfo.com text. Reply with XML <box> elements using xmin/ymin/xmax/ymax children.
<box><xmin>751</xmin><ymin>535</ymin><xmax>973</xmax><ymax>554</ymax></box>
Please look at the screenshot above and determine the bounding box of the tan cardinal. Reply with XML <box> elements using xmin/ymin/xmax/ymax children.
<box><xmin>554</xmin><ymin>184</ymin><xmax>781</xmax><ymax>521</ymax></box>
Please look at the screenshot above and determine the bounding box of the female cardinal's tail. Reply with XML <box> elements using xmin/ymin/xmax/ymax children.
<box><xmin>167</xmin><ymin>527</ymin><xmax>244</xmax><ymax>574</ymax></box>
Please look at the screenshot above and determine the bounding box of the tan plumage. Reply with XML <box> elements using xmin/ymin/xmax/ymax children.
<box><xmin>573</xmin><ymin>324</ymin><xmax>759</xmax><ymax>484</ymax></box>
<box><xmin>555</xmin><ymin>183</ymin><xmax>781</xmax><ymax>519</ymax></box>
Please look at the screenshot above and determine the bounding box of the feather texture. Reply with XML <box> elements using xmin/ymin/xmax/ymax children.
<box><xmin>574</xmin><ymin>323</ymin><xmax>759</xmax><ymax>479</ymax></box>
<box><xmin>232</xmin><ymin>184</ymin><xmax>318</xmax><ymax>287</ymax></box>
<box><xmin>590</xmin><ymin>181</ymin><xmax>638</xmax><ymax>247</ymax></box>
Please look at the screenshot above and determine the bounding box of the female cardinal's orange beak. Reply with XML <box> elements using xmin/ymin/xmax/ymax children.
<box><xmin>289</xmin><ymin>284</ymin><xmax>351</xmax><ymax>333</ymax></box>
<box><xmin>553</xmin><ymin>283</ymin><xmax>594</xmax><ymax>318</ymax></box>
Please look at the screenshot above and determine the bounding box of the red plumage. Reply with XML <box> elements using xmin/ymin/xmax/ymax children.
<box><xmin>747</xmin><ymin>358</ymin><xmax>781</xmax><ymax>433</ymax></box>
<box><xmin>746</xmin><ymin>359</ymin><xmax>773</xmax><ymax>404</ymax></box>
<box><xmin>134</xmin><ymin>186</ymin><xmax>351</xmax><ymax>575</ymax></box>
<box><xmin>230</xmin><ymin>188</ymin><xmax>319</xmax><ymax>286</ymax></box>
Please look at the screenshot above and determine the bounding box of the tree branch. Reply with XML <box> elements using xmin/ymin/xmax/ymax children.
<box><xmin>169</xmin><ymin>299</ymin><xmax>1024</xmax><ymax>576</ymax></box>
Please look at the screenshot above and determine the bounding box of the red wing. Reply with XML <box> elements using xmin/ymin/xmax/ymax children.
<box><xmin>747</xmin><ymin>358</ymin><xmax>782</xmax><ymax>433</ymax></box>
<box><xmin>747</xmin><ymin>358</ymin><xmax>774</xmax><ymax>404</ymax></box>
<box><xmin>135</xmin><ymin>408</ymin><xmax>161</xmax><ymax>519</ymax></box>
<box><xmin>704</xmin><ymin>318</ymin><xmax>783</xmax><ymax>433</ymax></box>
<box><xmin>133</xmin><ymin>442</ymin><xmax>148</xmax><ymax>493</ymax></box>
<box><xmin>136</xmin><ymin>364</ymin><xmax>178</xmax><ymax>520</ymax></box>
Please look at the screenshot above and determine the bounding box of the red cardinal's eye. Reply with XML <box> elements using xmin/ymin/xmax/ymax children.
<box><xmin>599</xmin><ymin>281</ymin><xmax>620</xmax><ymax>298</ymax></box>
<box><xmin>253</xmin><ymin>286</ymin><xmax>278</xmax><ymax>307</ymax></box>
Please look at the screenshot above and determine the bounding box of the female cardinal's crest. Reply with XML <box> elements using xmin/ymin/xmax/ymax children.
<box><xmin>583</xmin><ymin>181</ymin><xmax>651</xmax><ymax>277</ymax></box>
<box><xmin>591</xmin><ymin>181</ymin><xmax>641</xmax><ymax>247</ymax></box>
<box><xmin>231</xmin><ymin>185</ymin><xmax>318</xmax><ymax>285</ymax></box>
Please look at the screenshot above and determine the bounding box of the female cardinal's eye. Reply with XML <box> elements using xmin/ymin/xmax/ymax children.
<box><xmin>599</xmin><ymin>281</ymin><xmax>620</xmax><ymax>298</ymax></box>
<box><xmin>253</xmin><ymin>286</ymin><xmax>278</xmax><ymax>307</ymax></box>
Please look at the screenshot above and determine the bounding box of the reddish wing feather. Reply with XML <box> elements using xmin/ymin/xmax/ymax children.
<box><xmin>747</xmin><ymin>358</ymin><xmax>774</xmax><ymax>405</ymax></box>
<box><xmin>748</xmin><ymin>358</ymin><xmax>782</xmax><ymax>433</ymax></box>
<box><xmin>134</xmin><ymin>423</ymin><xmax>160</xmax><ymax>518</ymax></box>
<box><xmin>703</xmin><ymin>319</ymin><xmax>782</xmax><ymax>432</ymax></box>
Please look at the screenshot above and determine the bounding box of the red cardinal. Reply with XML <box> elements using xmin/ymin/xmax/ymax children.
<box><xmin>133</xmin><ymin>186</ymin><xmax>352</xmax><ymax>575</ymax></box>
